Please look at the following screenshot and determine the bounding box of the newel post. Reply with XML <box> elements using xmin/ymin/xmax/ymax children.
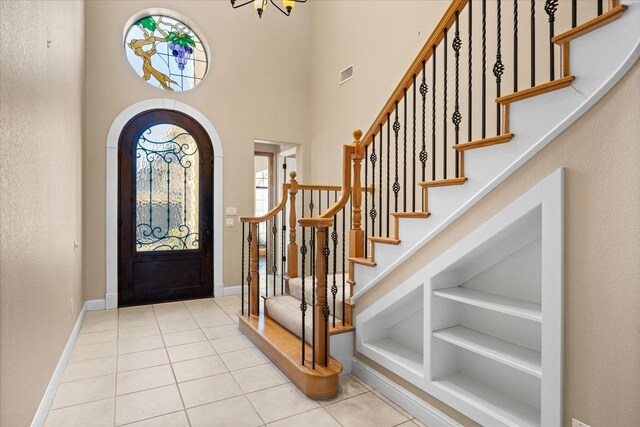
<box><xmin>250</xmin><ymin>222</ymin><xmax>260</xmax><ymax>316</ymax></box>
<box><xmin>349</xmin><ymin>130</ymin><xmax>365</xmax><ymax>262</ymax></box>
<box><xmin>314</xmin><ymin>223</ymin><xmax>330</xmax><ymax>367</ymax></box>
<box><xmin>287</xmin><ymin>172</ymin><xmax>299</xmax><ymax>279</ymax></box>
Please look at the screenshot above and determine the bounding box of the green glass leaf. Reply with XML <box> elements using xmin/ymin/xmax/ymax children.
<box><xmin>136</xmin><ymin>16</ymin><xmax>157</xmax><ymax>32</ymax></box>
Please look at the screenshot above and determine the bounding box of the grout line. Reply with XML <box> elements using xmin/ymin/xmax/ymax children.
<box><xmin>118</xmin><ymin>410</ymin><xmax>187</xmax><ymax>427</ymax></box>
<box><xmin>113</xmin><ymin>309</ymin><xmax>120</xmax><ymax>427</ymax></box>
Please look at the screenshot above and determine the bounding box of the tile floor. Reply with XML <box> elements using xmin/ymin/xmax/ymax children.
<box><xmin>45</xmin><ymin>296</ymin><xmax>426</xmax><ymax>427</ymax></box>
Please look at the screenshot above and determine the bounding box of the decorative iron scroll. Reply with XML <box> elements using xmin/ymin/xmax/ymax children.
<box><xmin>135</xmin><ymin>124</ymin><xmax>200</xmax><ymax>251</ymax></box>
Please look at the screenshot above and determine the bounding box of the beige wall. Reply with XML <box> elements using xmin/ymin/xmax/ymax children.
<box><xmin>83</xmin><ymin>0</ymin><xmax>310</xmax><ymax>299</ymax></box>
<box><xmin>355</xmin><ymin>61</ymin><xmax>640</xmax><ymax>426</ymax></box>
<box><xmin>0</xmin><ymin>1</ymin><xmax>85</xmax><ymax>426</ymax></box>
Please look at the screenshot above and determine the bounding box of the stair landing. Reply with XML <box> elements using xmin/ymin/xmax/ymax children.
<box><xmin>238</xmin><ymin>312</ymin><xmax>342</xmax><ymax>400</ymax></box>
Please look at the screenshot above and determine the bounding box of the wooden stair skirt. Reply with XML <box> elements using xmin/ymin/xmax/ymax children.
<box><xmin>239</xmin><ymin>313</ymin><xmax>342</xmax><ymax>400</ymax></box>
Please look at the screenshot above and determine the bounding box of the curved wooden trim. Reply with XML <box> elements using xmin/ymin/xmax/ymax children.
<box><xmin>453</xmin><ymin>134</ymin><xmax>514</xmax><ymax>151</ymax></box>
<box><xmin>320</xmin><ymin>144</ymin><xmax>356</xmax><ymax>218</ymax></box>
<box><xmin>240</xmin><ymin>183</ymin><xmax>290</xmax><ymax>223</ymax></box>
<box><xmin>496</xmin><ymin>76</ymin><xmax>574</xmax><ymax>105</ymax></box>
<box><xmin>359</xmin><ymin>0</ymin><xmax>469</xmax><ymax>149</ymax></box>
<box><xmin>298</xmin><ymin>184</ymin><xmax>343</xmax><ymax>191</ymax></box>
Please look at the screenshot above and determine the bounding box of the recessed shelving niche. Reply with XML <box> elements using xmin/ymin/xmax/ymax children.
<box><xmin>357</xmin><ymin>169</ymin><xmax>563</xmax><ymax>427</ymax></box>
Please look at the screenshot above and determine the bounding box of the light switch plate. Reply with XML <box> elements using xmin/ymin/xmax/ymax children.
<box><xmin>572</xmin><ymin>419</ymin><xmax>590</xmax><ymax>427</ymax></box>
<box><xmin>225</xmin><ymin>218</ymin><xmax>234</xmax><ymax>227</ymax></box>
<box><xmin>226</xmin><ymin>207</ymin><xmax>237</xmax><ymax>216</ymax></box>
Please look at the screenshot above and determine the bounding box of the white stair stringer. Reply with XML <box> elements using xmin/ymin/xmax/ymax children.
<box><xmin>352</xmin><ymin>0</ymin><xmax>640</xmax><ymax>301</ymax></box>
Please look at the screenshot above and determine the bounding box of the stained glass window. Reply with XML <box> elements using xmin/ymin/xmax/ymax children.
<box><xmin>136</xmin><ymin>124</ymin><xmax>200</xmax><ymax>251</ymax></box>
<box><xmin>125</xmin><ymin>15</ymin><xmax>208</xmax><ymax>91</ymax></box>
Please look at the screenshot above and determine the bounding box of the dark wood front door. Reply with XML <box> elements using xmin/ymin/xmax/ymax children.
<box><xmin>118</xmin><ymin>110</ymin><xmax>213</xmax><ymax>306</ymax></box>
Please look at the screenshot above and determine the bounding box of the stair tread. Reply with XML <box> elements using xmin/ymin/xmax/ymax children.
<box><xmin>497</xmin><ymin>76</ymin><xmax>574</xmax><ymax>105</ymax></box>
<box><xmin>454</xmin><ymin>134</ymin><xmax>514</xmax><ymax>151</ymax></box>
<box><xmin>418</xmin><ymin>177</ymin><xmax>467</xmax><ymax>188</ymax></box>
<box><xmin>238</xmin><ymin>312</ymin><xmax>341</xmax><ymax>400</ymax></box>
<box><xmin>288</xmin><ymin>274</ymin><xmax>350</xmax><ymax>321</ymax></box>
<box><xmin>349</xmin><ymin>257</ymin><xmax>376</xmax><ymax>267</ymax></box>
<box><xmin>553</xmin><ymin>4</ymin><xmax>627</xmax><ymax>45</ymax></box>
<box><xmin>391</xmin><ymin>212</ymin><xmax>431</xmax><ymax>218</ymax></box>
<box><xmin>369</xmin><ymin>236</ymin><xmax>401</xmax><ymax>245</ymax></box>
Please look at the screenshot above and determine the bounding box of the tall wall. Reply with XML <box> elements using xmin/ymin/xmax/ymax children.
<box><xmin>83</xmin><ymin>0</ymin><xmax>310</xmax><ymax>300</ymax></box>
<box><xmin>0</xmin><ymin>1</ymin><xmax>85</xmax><ymax>426</ymax></box>
<box><xmin>355</xmin><ymin>60</ymin><xmax>640</xmax><ymax>426</ymax></box>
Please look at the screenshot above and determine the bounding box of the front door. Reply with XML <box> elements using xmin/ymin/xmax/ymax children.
<box><xmin>118</xmin><ymin>110</ymin><xmax>213</xmax><ymax>306</ymax></box>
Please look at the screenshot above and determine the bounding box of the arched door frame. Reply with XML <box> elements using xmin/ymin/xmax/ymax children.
<box><xmin>106</xmin><ymin>99</ymin><xmax>223</xmax><ymax>309</ymax></box>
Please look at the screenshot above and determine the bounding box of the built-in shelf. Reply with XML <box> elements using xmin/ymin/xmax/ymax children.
<box><xmin>365</xmin><ymin>338</ymin><xmax>423</xmax><ymax>376</ymax></box>
<box><xmin>434</xmin><ymin>326</ymin><xmax>542</xmax><ymax>378</ymax></box>
<box><xmin>433</xmin><ymin>373</ymin><xmax>540</xmax><ymax>427</ymax></box>
<box><xmin>434</xmin><ymin>287</ymin><xmax>542</xmax><ymax>322</ymax></box>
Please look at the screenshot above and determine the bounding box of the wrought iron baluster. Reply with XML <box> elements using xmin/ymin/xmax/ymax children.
<box><xmin>443</xmin><ymin>28</ymin><xmax>449</xmax><ymax>179</ymax></box>
<box><xmin>378</xmin><ymin>124</ymin><xmax>383</xmax><ymax>237</ymax></box>
<box><xmin>247</xmin><ymin>230</ymin><xmax>252</xmax><ymax>318</ymax></box>
<box><xmin>300</xmin><ymin>226</ymin><xmax>307</xmax><ymax>365</ymax></box>
<box><xmin>272</xmin><ymin>219</ymin><xmax>277</xmax><ymax>296</ymax></box>
<box><xmin>393</xmin><ymin>102</ymin><xmax>400</xmax><ymax>213</ymax></box>
<box><xmin>323</xmin><ymin>230</ymin><xmax>330</xmax><ymax>364</ymax></box>
<box><xmin>494</xmin><ymin>0</ymin><xmax>505</xmax><ymax>135</ymax></box>
<box><xmin>597</xmin><ymin>0</ymin><xmax>603</xmax><ymax>16</ymax></box>
<box><xmin>241</xmin><ymin>222</ymin><xmax>245</xmax><ymax>315</ymax></box>
<box><xmin>420</xmin><ymin>61</ymin><xmax>428</xmax><ymax>184</ymax></box>
<box><xmin>281</xmin><ymin>208</ymin><xmax>285</xmax><ymax>294</ymax></box>
<box><xmin>309</xmin><ymin>190</ymin><xmax>314</xmax><ymax>217</ymax></box>
<box><xmin>431</xmin><ymin>52</ymin><xmax>436</xmax><ymax>182</ymax></box>
<box><xmin>545</xmin><ymin>0</ymin><xmax>558</xmax><ymax>82</ymax></box>
<box><xmin>571</xmin><ymin>0</ymin><xmax>576</xmax><ymax>28</ymax></box>
<box><xmin>311</xmin><ymin>226</ymin><xmax>316</xmax><ymax>369</ymax></box>
<box><xmin>341</xmin><ymin>202</ymin><xmax>346</xmax><ymax>325</ymax></box>
<box><xmin>386</xmin><ymin>114</ymin><xmax>391</xmax><ymax>236</ymax></box>
<box><xmin>265</xmin><ymin>222</ymin><xmax>268</xmax><ymax>298</ymax></box>
<box><xmin>453</xmin><ymin>12</ymin><xmax>462</xmax><ymax>178</ymax></box>
<box><xmin>331</xmin><ymin>211</ymin><xmax>338</xmax><ymax>328</ymax></box>
<box><xmin>365</xmin><ymin>145</ymin><xmax>369</xmax><ymax>258</ymax></box>
<box><xmin>514</xmin><ymin>0</ymin><xmax>519</xmax><ymax>92</ymax></box>
<box><xmin>412</xmin><ymin>74</ymin><xmax>417</xmax><ymax>210</ymax></box>
<box><xmin>468</xmin><ymin>0</ymin><xmax>473</xmax><ymax>143</ymax></box>
<box><xmin>403</xmin><ymin>92</ymin><xmax>407</xmax><ymax>211</ymax></box>
<box><xmin>482</xmin><ymin>0</ymin><xmax>487</xmax><ymax>138</ymax></box>
<box><xmin>531</xmin><ymin>0</ymin><xmax>536</xmax><ymax>86</ymax></box>
<box><xmin>370</xmin><ymin>135</ymin><xmax>377</xmax><ymax>238</ymax></box>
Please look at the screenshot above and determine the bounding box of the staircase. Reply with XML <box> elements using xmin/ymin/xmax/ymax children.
<box><xmin>237</xmin><ymin>0</ymin><xmax>638</xmax><ymax>414</ymax></box>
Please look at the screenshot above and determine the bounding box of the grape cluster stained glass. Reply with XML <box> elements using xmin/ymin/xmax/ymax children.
<box><xmin>136</xmin><ymin>124</ymin><xmax>200</xmax><ymax>251</ymax></box>
<box><xmin>125</xmin><ymin>15</ymin><xmax>208</xmax><ymax>91</ymax></box>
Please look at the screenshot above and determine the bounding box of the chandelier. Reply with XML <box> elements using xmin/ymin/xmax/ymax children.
<box><xmin>230</xmin><ymin>0</ymin><xmax>307</xmax><ymax>18</ymax></box>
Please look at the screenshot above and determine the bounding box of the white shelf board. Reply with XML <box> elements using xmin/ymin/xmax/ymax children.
<box><xmin>365</xmin><ymin>338</ymin><xmax>423</xmax><ymax>376</ymax></box>
<box><xmin>433</xmin><ymin>372</ymin><xmax>540</xmax><ymax>427</ymax></box>
<box><xmin>433</xmin><ymin>326</ymin><xmax>541</xmax><ymax>378</ymax></box>
<box><xmin>434</xmin><ymin>287</ymin><xmax>542</xmax><ymax>322</ymax></box>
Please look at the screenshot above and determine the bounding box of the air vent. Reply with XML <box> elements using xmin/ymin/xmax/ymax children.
<box><xmin>339</xmin><ymin>65</ymin><xmax>354</xmax><ymax>85</ymax></box>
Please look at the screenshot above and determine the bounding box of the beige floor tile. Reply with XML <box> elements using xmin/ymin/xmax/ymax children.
<box><xmin>184</xmin><ymin>299</ymin><xmax>225</xmax><ymax>318</ymax></box>
<box><xmin>210</xmin><ymin>335</ymin><xmax>254</xmax><ymax>354</ymax></box>
<box><xmin>247</xmin><ymin>383</ymin><xmax>320</xmax><ymax>423</ymax></box>
<box><xmin>172</xmin><ymin>355</ymin><xmax>228</xmax><ymax>383</ymax></box>
<box><xmin>51</xmin><ymin>375</ymin><xmax>116</xmax><ymax>409</ymax></box>
<box><xmin>187</xmin><ymin>395</ymin><xmax>263</xmax><ymax>427</ymax></box>
<box><xmin>118</xmin><ymin>335</ymin><xmax>164</xmax><ymax>355</ymax></box>
<box><xmin>267</xmin><ymin>407</ymin><xmax>340</xmax><ymax>427</ymax></box>
<box><xmin>372</xmin><ymin>390</ymin><xmax>413</xmax><ymax>418</ymax></box>
<box><xmin>411</xmin><ymin>418</ymin><xmax>427</xmax><ymax>427</ymax></box>
<box><xmin>350</xmin><ymin>375</ymin><xmax>373</xmax><ymax>391</ymax></box>
<box><xmin>119</xmin><ymin>305</ymin><xmax>155</xmax><ymax>316</ymax></box>
<box><xmin>220</xmin><ymin>304</ymin><xmax>242</xmax><ymax>315</ymax></box>
<box><xmin>154</xmin><ymin>303</ymin><xmax>192</xmax><ymax>323</ymax></box>
<box><xmin>195</xmin><ymin>314</ymin><xmax>236</xmax><ymax>328</ymax></box>
<box><xmin>69</xmin><ymin>341</ymin><xmax>117</xmax><ymax>363</ymax></box>
<box><xmin>212</xmin><ymin>295</ymin><xmax>242</xmax><ymax>307</ymax></box>
<box><xmin>115</xmin><ymin>384</ymin><xmax>184</xmax><ymax>426</ymax></box>
<box><xmin>85</xmin><ymin>310</ymin><xmax>118</xmax><ymax>322</ymax></box>
<box><xmin>124</xmin><ymin>411</ymin><xmax>190</xmax><ymax>427</ymax></box>
<box><xmin>45</xmin><ymin>397</ymin><xmax>114</xmax><ymax>427</ymax></box>
<box><xmin>158</xmin><ymin>318</ymin><xmax>199</xmax><ymax>334</ymax></box>
<box><xmin>178</xmin><ymin>372</ymin><xmax>243</xmax><ymax>408</ymax></box>
<box><xmin>163</xmin><ymin>329</ymin><xmax>207</xmax><ymax>347</ymax></box>
<box><xmin>118</xmin><ymin>348</ymin><xmax>169</xmax><ymax>372</ymax></box>
<box><xmin>219</xmin><ymin>347</ymin><xmax>269</xmax><ymax>371</ymax></box>
<box><xmin>320</xmin><ymin>375</ymin><xmax>369</xmax><ymax>405</ymax></box>
<box><xmin>116</xmin><ymin>364</ymin><xmax>176</xmax><ymax>395</ymax></box>
<box><xmin>166</xmin><ymin>341</ymin><xmax>216</xmax><ymax>363</ymax></box>
<box><xmin>62</xmin><ymin>356</ymin><xmax>116</xmax><ymax>383</ymax></box>
<box><xmin>396</xmin><ymin>421</ymin><xmax>423</xmax><ymax>427</ymax></box>
<box><xmin>80</xmin><ymin>318</ymin><xmax>118</xmax><ymax>333</ymax></box>
<box><xmin>201</xmin><ymin>324</ymin><xmax>242</xmax><ymax>340</ymax></box>
<box><xmin>118</xmin><ymin>314</ymin><xmax>158</xmax><ymax>330</ymax></box>
<box><xmin>118</xmin><ymin>325</ymin><xmax>161</xmax><ymax>341</ymax></box>
<box><xmin>75</xmin><ymin>329</ymin><xmax>118</xmax><ymax>347</ymax></box>
<box><xmin>231</xmin><ymin>363</ymin><xmax>289</xmax><ymax>394</ymax></box>
<box><xmin>324</xmin><ymin>392</ymin><xmax>409</xmax><ymax>427</ymax></box>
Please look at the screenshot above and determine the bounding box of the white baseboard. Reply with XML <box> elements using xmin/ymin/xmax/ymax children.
<box><xmin>351</xmin><ymin>358</ymin><xmax>461</xmax><ymax>427</ymax></box>
<box><xmin>222</xmin><ymin>285</ymin><xmax>242</xmax><ymax>296</ymax></box>
<box><xmin>105</xmin><ymin>292</ymin><xmax>117</xmax><ymax>309</ymax></box>
<box><xmin>31</xmin><ymin>302</ymin><xmax>88</xmax><ymax>427</ymax></box>
<box><xmin>86</xmin><ymin>299</ymin><xmax>106</xmax><ymax>311</ymax></box>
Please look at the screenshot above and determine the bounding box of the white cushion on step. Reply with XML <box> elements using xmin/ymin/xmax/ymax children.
<box><xmin>288</xmin><ymin>274</ymin><xmax>349</xmax><ymax>321</ymax></box>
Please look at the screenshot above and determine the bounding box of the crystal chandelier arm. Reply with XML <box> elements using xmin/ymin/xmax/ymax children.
<box><xmin>230</xmin><ymin>0</ymin><xmax>255</xmax><ymax>9</ymax></box>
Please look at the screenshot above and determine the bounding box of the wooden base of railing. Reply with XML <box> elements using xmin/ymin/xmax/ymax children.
<box><xmin>239</xmin><ymin>313</ymin><xmax>341</xmax><ymax>400</ymax></box>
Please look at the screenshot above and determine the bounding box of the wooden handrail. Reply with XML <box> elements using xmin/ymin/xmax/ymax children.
<box><xmin>358</xmin><ymin>0</ymin><xmax>468</xmax><ymax>150</ymax></box>
<box><xmin>240</xmin><ymin>183</ymin><xmax>291</xmax><ymax>224</ymax></box>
